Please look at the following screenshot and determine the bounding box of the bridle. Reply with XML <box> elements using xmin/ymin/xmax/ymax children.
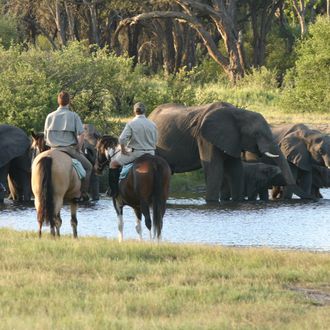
<box><xmin>95</xmin><ymin>137</ymin><xmax>119</xmax><ymax>172</ymax></box>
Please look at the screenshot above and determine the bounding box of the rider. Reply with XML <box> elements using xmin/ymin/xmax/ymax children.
<box><xmin>44</xmin><ymin>91</ymin><xmax>92</xmax><ymax>201</ymax></box>
<box><xmin>108</xmin><ymin>102</ymin><xmax>158</xmax><ymax>197</ymax></box>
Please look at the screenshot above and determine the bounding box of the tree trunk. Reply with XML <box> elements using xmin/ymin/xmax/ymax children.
<box><xmin>163</xmin><ymin>19</ymin><xmax>176</xmax><ymax>74</ymax></box>
<box><xmin>83</xmin><ymin>0</ymin><xmax>100</xmax><ymax>45</ymax></box>
<box><xmin>127</xmin><ymin>24</ymin><xmax>141</xmax><ymax>66</ymax></box>
<box><xmin>292</xmin><ymin>0</ymin><xmax>307</xmax><ymax>38</ymax></box>
<box><xmin>55</xmin><ymin>0</ymin><xmax>67</xmax><ymax>46</ymax></box>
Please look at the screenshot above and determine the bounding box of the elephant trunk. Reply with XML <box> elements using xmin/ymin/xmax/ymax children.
<box><xmin>274</xmin><ymin>152</ymin><xmax>295</xmax><ymax>185</ymax></box>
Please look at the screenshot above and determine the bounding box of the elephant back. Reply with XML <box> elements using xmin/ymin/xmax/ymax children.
<box><xmin>0</xmin><ymin>125</ymin><xmax>31</xmax><ymax>168</ymax></box>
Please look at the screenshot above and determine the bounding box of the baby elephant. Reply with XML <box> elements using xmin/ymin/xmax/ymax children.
<box><xmin>221</xmin><ymin>162</ymin><xmax>284</xmax><ymax>201</ymax></box>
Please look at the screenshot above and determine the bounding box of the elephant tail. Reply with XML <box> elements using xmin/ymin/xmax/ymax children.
<box><xmin>37</xmin><ymin>156</ymin><xmax>54</xmax><ymax>227</ymax></box>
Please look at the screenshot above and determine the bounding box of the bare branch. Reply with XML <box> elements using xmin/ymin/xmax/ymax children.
<box><xmin>113</xmin><ymin>11</ymin><xmax>229</xmax><ymax>68</ymax></box>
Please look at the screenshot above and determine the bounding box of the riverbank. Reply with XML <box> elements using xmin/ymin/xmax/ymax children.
<box><xmin>0</xmin><ymin>229</ymin><xmax>329</xmax><ymax>329</ymax></box>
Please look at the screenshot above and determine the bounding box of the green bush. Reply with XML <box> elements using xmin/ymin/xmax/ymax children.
<box><xmin>0</xmin><ymin>16</ymin><xmax>19</xmax><ymax>48</ymax></box>
<box><xmin>280</xmin><ymin>17</ymin><xmax>330</xmax><ymax>113</ymax></box>
<box><xmin>0</xmin><ymin>42</ymin><xmax>144</xmax><ymax>132</ymax></box>
<box><xmin>193</xmin><ymin>68</ymin><xmax>279</xmax><ymax>111</ymax></box>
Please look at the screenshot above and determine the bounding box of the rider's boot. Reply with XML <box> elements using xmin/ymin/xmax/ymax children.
<box><xmin>108</xmin><ymin>168</ymin><xmax>121</xmax><ymax>197</ymax></box>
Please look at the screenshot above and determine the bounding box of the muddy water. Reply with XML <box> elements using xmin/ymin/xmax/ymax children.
<box><xmin>0</xmin><ymin>190</ymin><xmax>330</xmax><ymax>251</ymax></box>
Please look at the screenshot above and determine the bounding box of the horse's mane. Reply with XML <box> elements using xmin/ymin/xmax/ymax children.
<box><xmin>96</xmin><ymin>135</ymin><xmax>118</xmax><ymax>150</ymax></box>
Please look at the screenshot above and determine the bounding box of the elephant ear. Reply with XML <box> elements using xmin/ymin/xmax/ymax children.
<box><xmin>279</xmin><ymin>134</ymin><xmax>311</xmax><ymax>171</ymax></box>
<box><xmin>0</xmin><ymin>125</ymin><xmax>30</xmax><ymax>168</ymax></box>
<box><xmin>199</xmin><ymin>107</ymin><xmax>241</xmax><ymax>158</ymax></box>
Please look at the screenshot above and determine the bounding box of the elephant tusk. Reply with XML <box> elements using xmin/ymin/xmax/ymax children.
<box><xmin>264</xmin><ymin>152</ymin><xmax>279</xmax><ymax>158</ymax></box>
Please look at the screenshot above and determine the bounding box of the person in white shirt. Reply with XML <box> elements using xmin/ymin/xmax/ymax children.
<box><xmin>108</xmin><ymin>102</ymin><xmax>158</xmax><ymax>197</ymax></box>
<box><xmin>44</xmin><ymin>91</ymin><xmax>92</xmax><ymax>201</ymax></box>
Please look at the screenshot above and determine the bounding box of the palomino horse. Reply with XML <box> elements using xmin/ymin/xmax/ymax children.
<box><xmin>95</xmin><ymin>135</ymin><xmax>171</xmax><ymax>242</ymax></box>
<box><xmin>31</xmin><ymin>133</ymin><xmax>81</xmax><ymax>238</ymax></box>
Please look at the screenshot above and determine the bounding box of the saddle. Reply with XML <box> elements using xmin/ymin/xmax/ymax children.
<box><xmin>72</xmin><ymin>159</ymin><xmax>86</xmax><ymax>179</ymax></box>
<box><xmin>119</xmin><ymin>163</ymin><xmax>133</xmax><ymax>180</ymax></box>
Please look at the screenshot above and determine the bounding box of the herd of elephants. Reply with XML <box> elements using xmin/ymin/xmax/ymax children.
<box><xmin>1</xmin><ymin>101</ymin><xmax>330</xmax><ymax>205</ymax></box>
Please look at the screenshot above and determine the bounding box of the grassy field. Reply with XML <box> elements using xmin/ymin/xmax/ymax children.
<box><xmin>0</xmin><ymin>229</ymin><xmax>329</xmax><ymax>329</ymax></box>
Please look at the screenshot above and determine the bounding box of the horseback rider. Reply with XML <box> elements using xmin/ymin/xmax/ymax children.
<box><xmin>44</xmin><ymin>91</ymin><xmax>92</xmax><ymax>202</ymax></box>
<box><xmin>108</xmin><ymin>102</ymin><xmax>158</xmax><ymax>197</ymax></box>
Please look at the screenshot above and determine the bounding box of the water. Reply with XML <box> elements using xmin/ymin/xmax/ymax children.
<box><xmin>0</xmin><ymin>190</ymin><xmax>330</xmax><ymax>251</ymax></box>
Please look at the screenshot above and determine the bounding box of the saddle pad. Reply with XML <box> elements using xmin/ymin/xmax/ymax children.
<box><xmin>119</xmin><ymin>163</ymin><xmax>133</xmax><ymax>180</ymax></box>
<box><xmin>72</xmin><ymin>159</ymin><xmax>86</xmax><ymax>179</ymax></box>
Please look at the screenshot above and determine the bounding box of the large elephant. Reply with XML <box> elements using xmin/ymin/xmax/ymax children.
<box><xmin>0</xmin><ymin>124</ymin><xmax>32</xmax><ymax>203</ymax></box>
<box><xmin>269</xmin><ymin>124</ymin><xmax>330</xmax><ymax>198</ymax></box>
<box><xmin>149</xmin><ymin>102</ymin><xmax>307</xmax><ymax>202</ymax></box>
<box><xmin>221</xmin><ymin>162</ymin><xmax>283</xmax><ymax>201</ymax></box>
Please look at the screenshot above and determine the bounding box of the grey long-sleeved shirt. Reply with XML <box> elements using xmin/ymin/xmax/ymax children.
<box><xmin>44</xmin><ymin>106</ymin><xmax>84</xmax><ymax>147</ymax></box>
<box><xmin>119</xmin><ymin>114</ymin><xmax>158</xmax><ymax>150</ymax></box>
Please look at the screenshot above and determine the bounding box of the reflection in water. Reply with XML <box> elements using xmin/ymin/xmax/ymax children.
<box><xmin>0</xmin><ymin>190</ymin><xmax>330</xmax><ymax>251</ymax></box>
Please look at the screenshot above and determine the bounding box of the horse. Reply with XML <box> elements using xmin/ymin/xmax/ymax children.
<box><xmin>95</xmin><ymin>135</ymin><xmax>171</xmax><ymax>242</ymax></box>
<box><xmin>31</xmin><ymin>133</ymin><xmax>81</xmax><ymax>238</ymax></box>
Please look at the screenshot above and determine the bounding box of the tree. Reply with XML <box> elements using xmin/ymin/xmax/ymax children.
<box><xmin>114</xmin><ymin>0</ymin><xmax>246</xmax><ymax>82</ymax></box>
<box><xmin>281</xmin><ymin>17</ymin><xmax>330</xmax><ymax>112</ymax></box>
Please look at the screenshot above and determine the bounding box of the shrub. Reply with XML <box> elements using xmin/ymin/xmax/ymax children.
<box><xmin>280</xmin><ymin>17</ymin><xmax>330</xmax><ymax>113</ymax></box>
<box><xmin>0</xmin><ymin>16</ymin><xmax>19</xmax><ymax>48</ymax></box>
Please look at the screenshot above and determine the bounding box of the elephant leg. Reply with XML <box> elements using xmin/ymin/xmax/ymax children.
<box><xmin>198</xmin><ymin>140</ymin><xmax>223</xmax><ymax>203</ymax></box>
<box><xmin>0</xmin><ymin>164</ymin><xmax>9</xmax><ymax>203</ymax></box>
<box><xmin>220</xmin><ymin>176</ymin><xmax>231</xmax><ymax>201</ymax></box>
<box><xmin>89</xmin><ymin>171</ymin><xmax>100</xmax><ymax>201</ymax></box>
<box><xmin>259</xmin><ymin>188</ymin><xmax>269</xmax><ymax>201</ymax></box>
<box><xmin>282</xmin><ymin>164</ymin><xmax>298</xmax><ymax>199</ymax></box>
<box><xmin>298</xmin><ymin>170</ymin><xmax>312</xmax><ymax>195</ymax></box>
<box><xmin>225</xmin><ymin>157</ymin><xmax>243</xmax><ymax>202</ymax></box>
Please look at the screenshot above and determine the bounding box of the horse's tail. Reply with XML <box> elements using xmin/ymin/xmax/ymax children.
<box><xmin>37</xmin><ymin>157</ymin><xmax>54</xmax><ymax>227</ymax></box>
<box><xmin>152</xmin><ymin>159</ymin><xmax>169</xmax><ymax>238</ymax></box>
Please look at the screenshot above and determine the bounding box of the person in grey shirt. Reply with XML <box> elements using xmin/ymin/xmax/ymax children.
<box><xmin>108</xmin><ymin>102</ymin><xmax>158</xmax><ymax>197</ymax></box>
<box><xmin>44</xmin><ymin>91</ymin><xmax>92</xmax><ymax>201</ymax></box>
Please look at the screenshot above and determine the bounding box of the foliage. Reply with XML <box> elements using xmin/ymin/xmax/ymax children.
<box><xmin>192</xmin><ymin>67</ymin><xmax>280</xmax><ymax>111</ymax></box>
<box><xmin>281</xmin><ymin>17</ymin><xmax>330</xmax><ymax>113</ymax></box>
<box><xmin>0</xmin><ymin>15</ymin><xmax>18</xmax><ymax>48</ymax></box>
<box><xmin>0</xmin><ymin>42</ymin><xmax>143</xmax><ymax>132</ymax></box>
<box><xmin>0</xmin><ymin>228</ymin><xmax>330</xmax><ymax>329</ymax></box>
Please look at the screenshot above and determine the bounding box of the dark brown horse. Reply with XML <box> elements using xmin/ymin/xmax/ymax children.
<box><xmin>95</xmin><ymin>135</ymin><xmax>171</xmax><ymax>242</ymax></box>
<box><xmin>31</xmin><ymin>133</ymin><xmax>81</xmax><ymax>238</ymax></box>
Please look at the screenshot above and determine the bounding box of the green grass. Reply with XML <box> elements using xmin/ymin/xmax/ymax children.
<box><xmin>0</xmin><ymin>229</ymin><xmax>329</xmax><ymax>329</ymax></box>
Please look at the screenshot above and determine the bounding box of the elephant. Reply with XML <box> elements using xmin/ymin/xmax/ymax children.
<box><xmin>272</xmin><ymin>164</ymin><xmax>330</xmax><ymax>199</ymax></box>
<box><xmin>221</xmin><ymin>162</ymin><xmax>283</xmax><ymax>201</ymax></box>
<box><xmin>256</xmin><ymin>124</ymin><xmax>330</xmax><ymax>198</ymax></box>
<box><xmin>149</xmin><ymin>102</ymin><xmax>309</xmax><ymax>202</ymax></box>
<box><xmin>0</xmin><ymin>124</ymin><xmax>32</xmax><ymax>203</ymax></box>
<box><xmin>310</xmin><ymin>165</ymin><xmax>330</xmax><ymax>198</ymax></box>
<box><xmin>82</xmin><ymin>124</ymin><xmax>101</xmax><ymax>200</ymax></box>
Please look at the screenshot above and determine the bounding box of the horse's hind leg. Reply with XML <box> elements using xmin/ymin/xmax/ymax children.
<box><xmin>36</xmin><ymin>203</ymin><xmax>43</xmax><ymax>238</ymax></box>
<box><xmin>141</xmin><ymin>201</ymin><xmax>152</xmax><ymax>240</ymax></box>
<box><xmin>54</xmin><ymin>213</ymin><xmax>62</xmax><ymax>237</ymax></box>
<box><xmin>70</xmin><ymin>202</ymin><xmax>78</xmax><ymax>238</ymax></box>
<box><xmin>133</xmin><ymin>208</ymin><xmax>142</xmax><ymax>241</ymax></box>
